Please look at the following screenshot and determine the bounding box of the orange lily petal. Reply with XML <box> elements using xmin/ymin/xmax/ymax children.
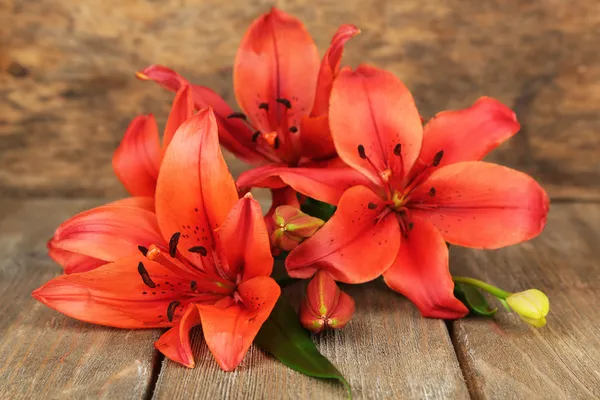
<box><xmin>299</xmin><ymin>115</ymin><xmax>336</xmax><ymax>160</ymax></box>
<box><xmin>112</xmin><ymin>115</ymin><xmax>161</xmax><ymax>197</ymax></box>
<box><xmin>47</xmin><ymin>247</ymin><xmax>105</xmax><ymax>274</ymax></box>
<box><xmin>137</xmin><ymin>64</ymin><xmax>266</xmax><ymax>164</ymax></box>
<box><xmin>109</xmin><ymin>196</ymin><xmax>156</xmax><ymax>211</ymax></box>
<box><xmin>163</xmin><ymin>84</ymin><xmax>194</xmax><ymax>151</ymax></box>
<box><xmin>286</xmin><ymin>186</ymin><xmax>401</xmax><ymax>283</ymax></box>
<box><xmin>311</xmin><ymin>24</ymin><xmax>360</xmax><ymax>116</ymax></box>
<box><xmin>411</xmin><ymin>97</ymin><xmax>520</xmax><ymax>175</ymax></box>
<box><xmin>155</xmin><ymin>108</ymin><xmax>238</xmax><ymax>267</ymax></box>
<box><xmin>48</xmin><ymin>199</ymin><xmax>165</xmax><ymax>273</ymax></box>
<box><xmin>32</xmin><ymin>255</ymin><xmax>185</xmax><ymax>328</ymax></box>
<box><xmin>137</xmin><ymin>65</ymin><xmax>233</xmax><ymax>119</ymax></box>
<box><xmin>237</xmin><ymin>163</ymin><xmax>376</xmax><ymax>205</ymax></box>
<box><xmin>215</xmin><ymin>194</ymin><xmax>273</xmax><ymax>281</ymax></box>
<box><xmin>198</xmin><ymin>276</ymin><xmax>280</xmax><ymax>371</ymax></box>
<box><xmin>136</xmin><ymin>64</ymin><xmax>185</xmax><ymax>91</ymax></box>
<box><xmin>155</xmin><ymin>304</ymin><xmax>201</xmax><ymax>368</ymax></box>
<box><xmin>329</xmin><ymin>65</ymin><xmax>423</xmax><ymax>187</ymax></box>
<box><xmin>299</xmin><ymin>25</ymin><xmax>359</xmax><ymax>160</ymax></box>
<box><xmin>233</xmin><ymin>7</ymin><xmax>319</xmax><ymax>133</ymax></box>
<box><xmin>383</xmin><ymin>218</ymin><xmax>468</xmax><ymax>319</ymax></box>
<box><xmin>410</xmin><ymin>161</ymin><xmax>550</xmax><ymax>249</ymax></box>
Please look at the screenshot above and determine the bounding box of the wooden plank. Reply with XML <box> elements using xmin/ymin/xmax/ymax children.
<box><xmin>1</xmin><ymin>0</ymin><xmax>599</xmax><ymax>199</ymax></box>
<box><xmin>152</xmin><ymin>280</ymin><xmax>470</xmax><ymax>399</ymax></box>
<box><xmin>0</xmin><ymin>199</ymin><xmax>160</xmax><ymax>400</ymax></box>
<box><xmin>450</xmin><ymin>203</ymin><xmax>600</xmax><ymax>399</ymax></box>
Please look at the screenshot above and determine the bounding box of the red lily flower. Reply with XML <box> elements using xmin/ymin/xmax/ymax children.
<box><xmin>34</xmin><ymin>108</ymin><xmax>280</xmax><ymax>371</ymax></box>
<box><xmin>284</xmin><ymin>65</ymin><xmax>549</xmax><ymax>319</ymax></box>
<box><xmin>136</xmin><ymin>8</ymin><xmax>372</xmax><ymax>211</ymax></box>
<box><xmin>47</xmin><ymin>85</ymin><xmax>194</xmax><ymax>274</ymax></box>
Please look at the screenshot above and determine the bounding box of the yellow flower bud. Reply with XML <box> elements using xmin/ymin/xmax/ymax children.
<box><xmin>506</xmin><ymin>289</ymin><xmax>549</xmax><ymax>327</ymax></box>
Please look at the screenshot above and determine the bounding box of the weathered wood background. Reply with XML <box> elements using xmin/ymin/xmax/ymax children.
<box><xmin>1</xmin><ymin>0</ymin><xmax>599</xmax><ymax>199</ymax></box>
<box><xmin>1</xmin><ymin>1</ymin><xmax>599</xmax><ymax>399</ymax></box>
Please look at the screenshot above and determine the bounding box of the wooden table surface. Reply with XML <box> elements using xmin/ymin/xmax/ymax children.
<box><xmin>1</xmin><ymin>1</ymin><xmax>599</xmax><ymax>399</ymax></box>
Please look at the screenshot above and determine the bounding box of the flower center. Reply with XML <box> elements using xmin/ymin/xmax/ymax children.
<box><xmin>227</xmin><ymin>98</ymin><xmax>300</xmax><ymax>165</ymax></box>
<box><xmin>391</xmin><ymin>191</ymin><xmax>406</xmax><ymax>210</ymax></box>
<box><xmin>136</xmin><ymin>233</ymin><xmax>240</xmax><ymax>323</ymax></box>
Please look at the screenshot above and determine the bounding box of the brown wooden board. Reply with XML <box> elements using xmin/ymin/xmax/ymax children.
<box><xmin>0</xmin><ymin>199</ymin><xmax>160</xmax><ymax>399</ymax></box>
<box><xmin>450</xmin><ymin>203</ymin><xmax>600</xmax><ymax>399</ymax></box>
<box><xmin>152</xmin><ymin>281</ymin><xmax>470</xmax><ymax>399</ymax></box>
<box><xmin>1</xmin><ymin>0</ymin><xmax>600</xmax><ymax>199</ymax></box>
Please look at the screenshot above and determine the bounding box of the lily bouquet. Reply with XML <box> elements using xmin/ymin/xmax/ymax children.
<box><xmin>33</xmin><ymin>7</ymin><xmax>550</xmax><ymax>390</ymax></box>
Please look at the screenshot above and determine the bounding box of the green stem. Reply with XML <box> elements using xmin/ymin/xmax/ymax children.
<box><xmin>452</xmin><ymin>276</ymin><xmax>512</xmax><ymax>299</ymax></box>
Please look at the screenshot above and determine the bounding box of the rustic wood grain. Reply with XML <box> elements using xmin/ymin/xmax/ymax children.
<box><xmin>152</xmin><ymin>281</ymin><xmax>470</xmax><ymax>400</ymax></box>
<box><xmin>450</xmin><ymin>203</ymin><xmax>600</xmax><ymax>399</ymax></box>
<box><xmin>0</xmin><ymin>199</ymin><xmax>160</xmax><ymax>400</ymax></box>
<box><xmin>1</xmin><ymin>0</ymin><xmax>599</xmax><ymax>199</ymax></box>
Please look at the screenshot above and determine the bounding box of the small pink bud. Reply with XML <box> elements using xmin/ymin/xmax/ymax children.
<box><xmin>271</xmin><ymin>206</ymin><xmax>324</xmax><ymax>251</ymax></box>
<box><xmin>299</xmin><ymin>270</ymin><xmax>356</xmax><ymax>333</ymax></box>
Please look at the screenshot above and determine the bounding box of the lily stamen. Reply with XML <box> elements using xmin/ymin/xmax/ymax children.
<box><xmin>167</xmin><ymin>300</ymin><xmax>181</xmax><ymax>322</ymax></box>
<box><xmin>168</xmin><ymin>232</ymin><xmax>181</xmax><ymax>258</ymax></box>
<box><xmin>146</xmin><ymin>244</ymin><xmax>199</xmax><ymax>279</ymax></box>
<box><xmin>374</xmin><ymin>206</ymin><xmax>394</xmax><ymax>224</ymax></box>
<box><xmin>357</xmin><ymin>144</ymin><xmax>394</xmax><ymax>199</ymax></box>
<box><xmin>137</xmin><ymin>262</ymin><xmax>157</xmax><ymax>288</ymax></box>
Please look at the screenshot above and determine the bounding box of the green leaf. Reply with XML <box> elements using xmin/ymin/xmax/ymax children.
<box><xmin>254</xmin><ymin>297</ymin><xmax>351</xmax><ymax>396</ymax></box>
<box><xmin>454</xmin><ymin>283</ymin><xmax>497</xmax><ymax>317</ymax></box>
<box><xmin>300</xmin><ymin>197</ymin><xmax>336</xmax><ymax>222</ymax></box>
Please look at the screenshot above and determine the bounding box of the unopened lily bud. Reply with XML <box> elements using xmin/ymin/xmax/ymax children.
<box><xmin>271</xmin><ymin>205</ymin><xmax>324</xmax><ymax>251</ymax></box>
<box><xmin>299</xmin><ymin>270</ymin><xmax>355</xmax><ymax>333</ymax></box>
<box><xmin>506</xmin><ymin>289</ymin><xmax>549</xmax><ymax>328</ymax></box>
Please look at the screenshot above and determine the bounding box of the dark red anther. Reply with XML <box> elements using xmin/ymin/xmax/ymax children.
<box><xmin>189</xmin><ymin>246</ymin><xmax>208</xmax><ymax>256</ymax></box>
<box><xmin>169</xmin><ymin>232</ymin><xmax>180</xmax><ymax>258</ymax></box>
<box><xmin>167</xmin><ymin>300</ymin><xmax>181</xmax><ymax>322</ymax></box>
<box><xmin>190</xmin><ymin>281</ymin><xmax>197</xmax><ymax>291</ymax></box>
<box><xmin>252</xmin><ymin>131</ymin><xmax>260</xmax><ymax>142</ymax></box>
<box><xmin>429</xmin><ymin>187</ymin><xmax>436</xmax><ymax>196</ymax></box>
<box><xmin>368</xmin><ymin>202</ymin><xmax>377</xmax><ymax>210</ymax></box>
<box><xmin>276</xmin><ymin>98</ymin><xmax>292</xmax><ymax>109</ymax></box>
<box><xmin>393</xmin><ymin>143</ymin><xmax>402</xmax><ymax>156</ymax></box>
<box><xmin>289</xmin><ymin>126</ymin><xmax>298</xmax><ymax>133</ymax></box>
<box><xmin>273</xmin><ymin>137</ymin><xmax>280</xmax><ymax>149</ymax></box>
<box><xmin>137</xmin><ymin>262</ymin><xmax>156</xmax><ymax>288</ymax></box>
<box><xmin>138</xmin><ymin>245</ymin><xmax>148</xmax><ymax>257</ymax></box>
<box><xmin>432</xmin><ymin>150</ymin><xmax>444</xmax><ymax>166</ymax></box>
<box><xmin>259</xmin><ymin>103</ymin><xmax>269</xmax><ymax>111</ymax></box>
<box><xmin>358</xmin><ymin>145</ymin><xmax>366</xmax><ymax>159</ymax></box>
<box><xmin>227</xmin><ymin>112</ymin><xmax>247</xmax><ymax>120</ymax></box>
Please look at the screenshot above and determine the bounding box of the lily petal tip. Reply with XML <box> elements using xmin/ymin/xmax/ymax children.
<box><xmin>135</xmin><ymin>71</ymin><xmax>149</xmax><ymax>80</ymax></box>
<box><xmin>31</xmin><ymin>288</ymin><xmax>42</xmax><ymax>301</ymax></box>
